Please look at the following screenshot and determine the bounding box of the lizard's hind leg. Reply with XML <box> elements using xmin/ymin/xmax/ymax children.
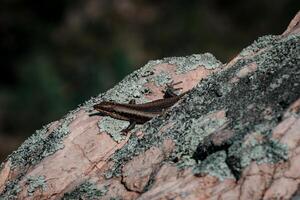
<box><xmin>163</xmin><ymin>81</ymin><xmax>183</xmax><ymax>98</ymax></box>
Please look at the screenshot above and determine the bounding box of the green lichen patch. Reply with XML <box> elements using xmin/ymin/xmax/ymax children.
<box><xmin>228</xmin><ymin>136</ymin><xmax>288</xmax><ymax>171</ymax></box>
<box><xmin>240</xmin><ymin>35</ymin><xmax>279</xmax><ymax>56</ymax></box>
<box><xmin>62</xmin><ymin>181</ymin><xmax>108</xmax><ymax>200</ymax></box>
<box><xmin>0</xmin><ymin>106</ymin><xmax>80</xmax><ymax>199</ymax></box>
<box><xmin>98</xmin><ymin>117</ymin><xmax>141</xmax><ymax>143</ymax></box>
<box><xmin>193</xmin><ymin>151</ymin><xmax>234</xmax><ymax>180</ymax></box>
<box><xmin>0</xmin><ymin>178</ymin><xmax>22</xmax><ymax>200</ymax></box>
<box><xmin>150</xmin><ymin>71</ymin><xmax>172</xmax><ymax>87</ymax></box>
<box><xmin>164</xmin><ymin>53</ymin><xmax>222</xmax><ymax>73</ymax></box>
<box><xmin>110</xmin><ymin>197</ymin><xmax>123</xmax><ymax>200</ymax></box>
<box><xmin>171</xmin><ymin>111</ymin><xmax>228</xmax><ymax>168</ymax></box>
<box><xmin>25</xmin><ymin>176</ymin><xmax>47</xmax><ymax>196</ymax></box>
<box><xmin>108</xmin><ymin>135</ymin><xmax>142</xmax><ymax>178</ymax></box>
<box><xmin>8</xmin><ymin>114</ymin><xmax>74</xmax><ymax>170</ymax></box>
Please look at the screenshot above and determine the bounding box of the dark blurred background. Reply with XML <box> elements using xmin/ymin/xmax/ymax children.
<box><xmin>0</xmin><ymin>0</ymin><xmax>298</xmax><ymax>162</ymax></box>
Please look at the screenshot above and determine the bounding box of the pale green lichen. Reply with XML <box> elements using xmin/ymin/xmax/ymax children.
<box><xmin>26</xmin><ymin>176</ymin><xmax>47</xmax><ymax>196</ymax></box>
<box><xmin>110</xmin><ymin>197</ymin><xmax>123</xmax><ymax>200</ymax></box>
<box><xmin>176</xmin><ymin>156</ymin><xmax>197</xmax><ymax>168</ymax></box>
<box><xmin>172</xmin><ymin>111</ymin><xmax>228</xmax><ymax>163</ymax></box>
<box><xmin>164</xmin><ymin>53</ymin><xmax>222</xmax><ymax>73</ymax></box>
<box><xmin>62</xmin><ymin>182</ymin><xmax>108</xmax><ymax>200</ymax></box>
<box><xmin>97</xmin><ymin>117</ymin><xmax>140</xmax><ymax>143</ymax></box>
<box><xmin>0</xmin><ymin>179</ymin><xmax>22</xmax><ymax>200</ymax></box>
<box><xmin>240</xmin><ymin>35</ymin><xmax>279</xmax><ymax>56</ymax></box>
<box><xmin>8</xmin><ymin>114</ymin><xmax>74</xmax><ymax>169</ymax></box>
<box><xmin>228</xmin><ymin>137</ymin><xmax>288</xmax><ymax>169</ymax></box>
<box><xmin>269</xmin><ymin>74</ymin><xmax>290</xmax><ymax>90</ymax></box>
<box><xmin>193</xmin><ymin>151</ymin><xmax>234</xmax><ymax>180</ymax></box>
<box><xmin>0</xmin><ymin>113</ymin><xmax>74</xmax><ymax>199</ymax></box>
<box><xmin>150</xmin><ymin>71</ymin><xmax>172</xmax><ymax>87</ymax></box>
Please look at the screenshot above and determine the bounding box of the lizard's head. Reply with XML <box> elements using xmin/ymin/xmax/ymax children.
<box><xmin>93</xmin><ymin>101</ymin><xmax>116</xmax><ymax>112</ymax></box>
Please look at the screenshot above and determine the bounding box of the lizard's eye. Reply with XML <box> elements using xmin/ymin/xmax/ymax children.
<box><xmin>93</xmin><ymin>104</ymin><xmax>100</xmax><ymax>109</ymax></box>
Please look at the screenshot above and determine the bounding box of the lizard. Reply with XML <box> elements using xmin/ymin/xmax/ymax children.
<box><xmin>90</xmin><ymin>81</ymin><xmax>189</xmax><ymax>133</ymax></box>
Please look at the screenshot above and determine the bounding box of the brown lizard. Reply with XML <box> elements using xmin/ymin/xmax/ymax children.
<box><xmin>90</xmin><ymin>81</ymin><xmax>188</xmax><ymax>133</ymax></box>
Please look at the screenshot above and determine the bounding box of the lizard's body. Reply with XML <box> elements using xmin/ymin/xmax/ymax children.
<box><xmin>91</xmin><ymin>82</ymin><xmax>188</xmax><ymax>132</ymax></box>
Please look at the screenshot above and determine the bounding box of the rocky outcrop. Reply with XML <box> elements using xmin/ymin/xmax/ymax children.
<box><xmin>1</xmin><ymin>11</ymin><xmax>299</xmax><ymax>200</ymax></box>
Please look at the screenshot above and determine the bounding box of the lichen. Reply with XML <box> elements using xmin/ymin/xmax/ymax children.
<box><xmin>193</xmin><ymin>151</ymin><xmax>234</xmax><ymax>180</ymax></box>
<box><xmin>150</xmin><ymin>71</ymin><xmax>172</xmax><ymax>87</ymax></box>
<box><xmin>0</xmin><ymin>106</ymin><xmax>80</xmax><ymax>199</ymax></box>
<box><xmin>164</xmin><ymin>53</ymin><xmax>222</xmax><ymax>73</ymax></box>
<box><xmin>8</xmin><ymin>114</ymin><xmax>74</xmax><ymax>169</ymax></box>
<box><xmin>240</xmin><ymin>35</ymin><xmax>279</xmax><ymax>56</ymax></box>
<box><xmin>171</xmin><ymin>111</ymin><xmax>228</xmax><ymax>168</ymax></box>
<box><xmin>228</xmin><ymin>137</ymin><xmax>288</xmax><ymax>170</ymax></box>
<box><xmin>269</xmin><ymin>74</ymin><xmax>290</xmax><ymax>90</ymax></box>
<box><xmin>109</xmin><ymin>197</ymin><xmax>123</xmax><ymax>200</ymax></box>
<box><xmin>98</xmin><ymin>117</ymin><xmax>140</xmax><ymax>143</ymax></box>
<box><xmin>25</xmin><ymin>176</ymin><xmax>47</xmax><ymax>196</ymax></box>
<box><xmin>0</xmin><ymin>177</ymin><xmax>22</xmax><ymax>199</ymax></box>
<box><xmin>62</xmin><ymin>181</ymin><xmax>107</xmax><ymax>200</ymax></box>
<box><xmin>108</xmin><ymin>136</ymin><xmax>141</xmax><ymax>177</ymax></box>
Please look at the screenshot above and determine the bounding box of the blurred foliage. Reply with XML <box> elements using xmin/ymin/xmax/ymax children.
<box><xmin>0</xmin><ymin>0</ymin><xmax>298</xmax><ymax>161</ymax></box>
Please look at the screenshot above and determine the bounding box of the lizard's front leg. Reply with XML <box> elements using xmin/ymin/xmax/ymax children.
<box><xmin>120</xmin><ymin>99</ymin><xmax>137</xmax><ymax>134</ymax></box>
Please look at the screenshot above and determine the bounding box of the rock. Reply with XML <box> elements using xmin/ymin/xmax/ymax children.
<box><xmin>0</xmin><ymin>11</ymin><xmax>299</xmax><ymax>200</ymax></box>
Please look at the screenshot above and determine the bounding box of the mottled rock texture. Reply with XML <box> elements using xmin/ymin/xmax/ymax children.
<box><xmin>1</xmin><ymin>11</ymin><xmax>299</xmax><ymax>200</ymax></box>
